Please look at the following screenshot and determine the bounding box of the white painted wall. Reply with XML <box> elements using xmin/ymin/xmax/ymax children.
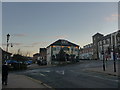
<box><xmin>52</xmin><ymin>46</ymin><xmax>61</xmax><ymax>57</ymax></box>
<box><xmin>47</xmin><ymin>45</ymin><xmax>79</xmax><ymax>64</ymax></box>
<box><xmin>52</xmin><ymin>46</ymin><xmax>79</xmax><ymax>57</ymax></box>
<box><xmin>98</xmin><ymin>32</ymin><xmax>119</xmax><ymax>60</ymax></box>
<box><xmin>79</xmin><ymin>51</ymin><xmax>93</xmax><ymax>59</ymax></box>
<box><xmin>47</xmin><ymin>46</ymin><xmax>51</xmax><ymax>65</ymax></box>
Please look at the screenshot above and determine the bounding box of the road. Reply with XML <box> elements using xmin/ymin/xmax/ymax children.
<box><xmin>15</xmin><ymin>60</ymin><xmax>119</xmax><ymax>88</ymax></box>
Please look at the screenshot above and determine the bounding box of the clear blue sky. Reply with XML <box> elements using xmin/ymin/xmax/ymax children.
<box><xmin>2</xmin><ymin>2</ymin><xmax>118</xmax><ymax>56</ymax></box>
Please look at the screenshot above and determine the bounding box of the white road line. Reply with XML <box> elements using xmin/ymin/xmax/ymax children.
<box><xmin>39</xmin><ymin>73</ymin><xmax>46</xmax><ymax>77</ymax></box>
<box><xmin>56</xmin><ymin>70</ymin><xmax>65</xmax><ymax>75</ymax></box>
<box><xmin>44</xmin><ymin>70</ymin><xmax>50</xmax><ymax>72</ymax></box>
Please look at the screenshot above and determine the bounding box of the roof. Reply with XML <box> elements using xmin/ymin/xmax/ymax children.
<box><xmin>47</xmin><ymin>39</ymin><xmax>79</xmax><ymax>48</ymax></box>
<box><xmin>39</xmin><ymin>48</ymin><xmax>47</xmax><ymax>52</ymax></box>
<box><xmin>111</xmin><ymin>30</ymin><xmax>120</xmax><ymax>34</ymax></box>
<box><xmin>98</xmin><ymin>30</ymin><xmax>120</xmax><ymax>42</ymax></box>
<box><xmin>98</xmin><ymin>34</ymin><xmax>111</xmax><ymax>42</ymax></box>
<box><xmin>0</xmin><ymin>48</ymin><xmax>12</xmax><ymax>55</ymax></box>
<box><xmin>92</xmin><ymin>32</ymin><xmax>104</xmax><ymax>37</ymax></box>
<box><xmin>33</xmin><ymin>53</ymin><xmax>40</xmax><ymax>56</ymax></box>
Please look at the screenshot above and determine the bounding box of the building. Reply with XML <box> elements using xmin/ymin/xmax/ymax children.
<box><xmin>98</xmin><ymin>34</ymin><xmax>111</xmax><ymax>60</ymax></box>
<box><xmin>46</xmin><ymin>39</ymin><xmax>79</xmax><ymax>65</ymax></box>
<box><xmin>111</xmin><ymin>30</ymin><xmax>120</xmax><ymax>60</ymax></box>
<box><xmin>33</xmin><ymin>53</ymin><xmax>40</xmax><ymax>63</ymax></box>
<box><xmin>98</xmin><ymin>30</ymin><xmax>120</xmax><ymax>60</ymax></box>
<box><xmin>79</xmin><ymin>43</ymin><xmax>93</xmax><ymax>60</ymax></box>
<box><xmin>116</xmin><ymin>30</ymin><xmax>120</xmax><ymax>58</ymax></box>
<box><xmin>92</xmin><ymin>33</ymin><xmax>104</xmax><ymax>60</ymax></box>
<box><xmin>39</xmin><ymin>48</ymin><xmax>47</xmax><ymax>60</ymax></box>
<box><xmin>0</xmin><ymin>47</ymin><xmax>12</xmax><ymax>63</ymax></box>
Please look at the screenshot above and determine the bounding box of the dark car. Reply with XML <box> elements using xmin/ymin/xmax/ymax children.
<box><xmin>25</xmin><ymin>60</ymin><xmax>33</xmax><ymax>65</ymax></box>
<box><xmin>37</xmin><ymin>59</ymin><xmax>47</xmax><ymax>65</ymax></box>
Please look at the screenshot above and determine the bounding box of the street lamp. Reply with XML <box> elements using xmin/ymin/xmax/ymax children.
<box><xmin>6</xmin><ymin>34</ymin><xmax>10</xmax><ymax>52</ymax></box>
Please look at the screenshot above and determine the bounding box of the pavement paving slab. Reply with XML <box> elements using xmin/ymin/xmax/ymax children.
<box><xmin>2</xmin><ymin>73</ymin><xmax>48</xmax><ymax>88</ymax></box>
<box><xmin>85</xmin><ymin>64</ymin><xmax>119</xmax><ymax>77</ymax></box>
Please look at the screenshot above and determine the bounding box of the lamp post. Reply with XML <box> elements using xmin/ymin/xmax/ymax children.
<box><xmin>113</xmin><ymin>44</ymin><xmax>116</xmax><ymax>72</ymax></box>
<box><xmin>112</xmin><ymin>34</ymin><xmax>116</xmax><ymax>72</ymax></box>
<box><xmin>6</xmin><ymin>34</ymin><xmax>10</xmax><ymax>52</ymax></box>
<box><xmin>102</xmin><ymin>40</ymin><xmax>105</xmax><ymax>71</ymax></box>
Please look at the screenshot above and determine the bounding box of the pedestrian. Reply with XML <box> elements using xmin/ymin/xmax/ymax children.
<box><xmin>2</xmin><ymin>62</ymin><xmax>9</xmax><ymax>85</ymax></box>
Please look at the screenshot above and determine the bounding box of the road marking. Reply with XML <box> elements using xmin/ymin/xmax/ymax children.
<box><xmin>70</xmin><ymin>70</ymin><xmax>118</xmax><ymax>82</ymax></box>
<box><xmin>91</xmin><ymin>75</ymin><xmax>118</xmax><ymax>82</ymax></box>
<box><xmin>39</xmin><ymin>73</ymin><xmax>46</xmax><ymax>77</ymax></box>
<box><xmin>56</xmin><ymin>70</ymin><xmax>65</xmax><ymax>75</ymax></box>
<box><xmin>44</xmin><ymin>70</ymin><xmax>50</xmax><ymax>72</ymax></box>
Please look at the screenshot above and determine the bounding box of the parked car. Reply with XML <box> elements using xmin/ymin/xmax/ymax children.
<box><xmin>24</xmin><ymin>60</ymin><xmax>33</xmax><ymax>65</ymax></box>
<box><xmin>37</xmin><ymin>59</ymin><xmax>47</xmax><ymax>65</ymax></box>
<box><xmin>6</xmin><ymin>60</ymin><xmax>18</xmax><ymax>64</ymax></box>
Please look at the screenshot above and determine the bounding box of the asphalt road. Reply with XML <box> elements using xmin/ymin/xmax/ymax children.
<box><xmin>15</xmin><ymin>60</ymin><xmax>119</xmax><ymax>88</ymax></box>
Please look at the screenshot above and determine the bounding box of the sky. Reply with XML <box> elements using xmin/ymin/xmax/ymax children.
<box><xmin>1</xmin><ymin>0</ymin><xmax>120</xmax><ymax>2</ymax></box>
<box><xmin>2</xmin><ymin>2</ymin><xmax>118</xmax><ymax>56</ymax></box>
<box><xmin>0</xmin><ymin>1</ymin><xmax>2</xmax><ymax>48</ymax></box>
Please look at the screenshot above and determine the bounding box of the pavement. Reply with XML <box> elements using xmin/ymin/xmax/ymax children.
<box><xmin>85</xmin><ymin>61</ymin><xmax>119</xmax><ymax>77</ymax></box>
<box><xmin>2</xmin><ymin>64</ymin><xmax>53</xmax><ymax>89</ymax></box>
<box><xmin>2</xmin><ymin>73</ymin><xmax>50</xmax><ymax>89</ymax></box>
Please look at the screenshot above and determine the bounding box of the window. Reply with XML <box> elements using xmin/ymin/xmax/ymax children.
<box><xmin>117</xmin><ymin>37</ymin><xmax>120</xmax><ymax>42</ymax></box>
<box><xmin>57</xmin><ymin>47</ymin><xmax>60</xmax><ymax>50</ymax></box>
<box><xmin>98</xmin><ymin>41</ymin><xmax>102</xmax><ymax>45</ymax></box>
<box><xmin>106</xmin><ymin>38</ymin><xmax>109</xmax><ymax>44</ymax></box>
<box><xmin>61</xmin><ymin>41</ymin><xmax>68</xmax><ymax>44</ymax></box>
<box><xmin>53</xmin><ymin>47</ymin><xmax>56</xmax><ymax>51</ymax></box>
<box><xmin>63</xmin><ymin>47</ymin><xmax>69</xmax><ymax>51</ymax></box>
<box><xmin>100</xmin><ymin>41</ymin><xmax>101</xmax><ymax>45</ymax></box>
<box><xmin>71</xmin><ymin>48</ymin><xmax>73</xmax><ymax>51</ymax></box>
<box><xmin>75</xmin><ymin>48</ymin><xmax>78</xmax><ymax>51</ymax></box>
<box><xmin>103</xmin><ymin>40</ymin><xmax>106</xmax><ymax>44</ymax></box>
<box><xmin>98</xmin><ymin>42</ymin><xmax>100</xmax><ymax>45</ymax></box>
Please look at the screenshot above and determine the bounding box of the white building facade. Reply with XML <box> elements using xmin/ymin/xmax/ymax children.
<box><xmin>98</xmin><ymin>30</ymin><xmax>120</xmax><ymax>60</ymax></box>
<box><xmin>79</xmin><ymin>43</ymin><xmax>93</xmax><ymax>60</ymax></box>
<box><xmin>47</xmin><ymin>39</ymin><xmax>79</xmax><ymax>65</ymax></box>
